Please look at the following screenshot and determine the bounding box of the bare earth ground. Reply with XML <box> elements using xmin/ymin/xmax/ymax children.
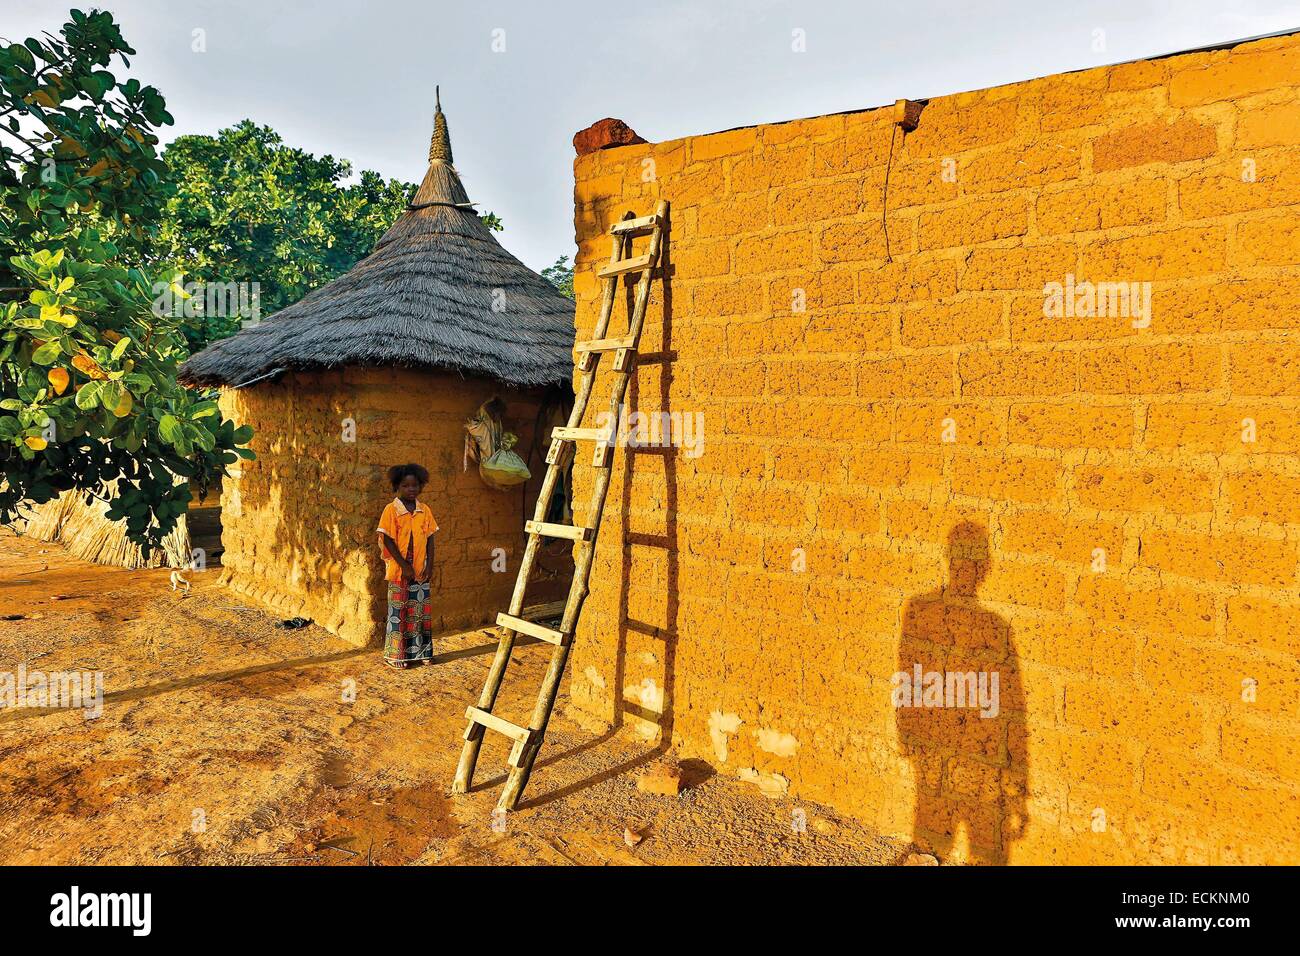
<box><xmin>0</xmin><ymin>531</ymin><xmax>905</xmax><ymax>866</ymax></box>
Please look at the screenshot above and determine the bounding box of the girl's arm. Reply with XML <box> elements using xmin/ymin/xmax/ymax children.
<box><xmin>420</xmin><ymin>533</ymin><xmax>436</xmax><ymax>583</ymax></box>
<box><xmin>381</xmin><ymin>532</ymin><xmax>416</xmax><ymax>581</ymax></box>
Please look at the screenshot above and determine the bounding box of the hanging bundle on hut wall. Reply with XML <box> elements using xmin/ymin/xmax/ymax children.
<box><xmin>23</xmin><ymin>481</ymin><xmax>191</xmax><ymax>570</ymax></box>
<box><xmin>464</xmin><ymin>397</ymin><xmax>531</xmax><ymax>489</ymax></box>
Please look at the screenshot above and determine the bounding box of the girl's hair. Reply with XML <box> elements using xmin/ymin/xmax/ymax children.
<box><xmin>387</xmin><ymin>463</ymin><xmax>429</xmax><ymax>490</ymax></box>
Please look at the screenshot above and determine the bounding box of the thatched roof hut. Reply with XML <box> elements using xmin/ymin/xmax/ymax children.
<box><xmin>178</xmin><ymin>94</ymin><xmax>575</xmax><ymax>646</ymax></box>
<box><xmin>179</xmin><ymin>91</ymin><xmax>573</xmax><ymax>390</ymax></box>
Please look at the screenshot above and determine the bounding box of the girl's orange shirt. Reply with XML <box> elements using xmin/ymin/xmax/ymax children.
<box><xmin>376</xmin><ymin>498</ymin><xmax>439</xmax><ymax>583</ymax></box>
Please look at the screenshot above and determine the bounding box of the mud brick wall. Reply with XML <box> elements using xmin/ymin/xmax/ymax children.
<box><xmin>565</xmin><ymin>32</ymin><xmax>1300</xmax><ymax>863</ymax></box>
<box><xmin>217</xmin><ymin>369</ymin><xmax>569</xmax><ymax>647</ymax></box>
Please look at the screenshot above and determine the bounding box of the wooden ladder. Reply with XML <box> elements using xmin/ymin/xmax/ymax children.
<box><xmin>452</xmin><ymin>200</ymin><xmax>669</xmax><ymax>811</ymax></box>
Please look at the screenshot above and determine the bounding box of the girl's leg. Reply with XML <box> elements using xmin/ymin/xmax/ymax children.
<box><xmin>383</xmin><ymin>581</ymin><xmax>412</xmax><ymax>667</ymax></box>
<box><xmin>413</xmin><ymin>582</ymin><xmax>434</xmax><ymax>663</ymax></box>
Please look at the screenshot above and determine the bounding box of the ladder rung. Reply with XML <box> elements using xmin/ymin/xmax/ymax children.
<box><xmin>597</xmin><ymin>253</ymin><xmax>655</xmax><ymax>279</ymax></box>
<box><xmin>610</xmin><ymin>214</ymin><xmax>659</xmax><ymax>236</ymax></box>
<box><xmin>553</xmin><ymin>426</ymin><xmax>610</xmax><ymax>442</ymax></box>
<box><xmin>465</xmin><ymin>706</ymin><xmax>530</xmax><ymax>743</ymax></box>
<box><xmin>575</xmin><ymin>336</ymin><xmax>635</xmax><ymax>353</ymax></box>
<box><xmin>525</xmin><ymin>520</ymin><xmax>594</xmax><ymax>542</ymax></box>
<box><xmin>496</xmin><ymin>612</ymin><xmax>566</xmax><ymax>646</ymax></box>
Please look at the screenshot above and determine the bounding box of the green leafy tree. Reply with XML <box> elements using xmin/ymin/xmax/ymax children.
<box><xmin>151</xmin><ymin>122</ymin><xmax>413</xmax><ymax>348</ymax></box>
<box><xmin>541</xmin><ymin>254</ymin><xmax>574</xmax><ymax>299</ymax></box>
<box><xmin>0</xmin><ymin>9</ymin><xmax>253</xmax><ymax>553</ymax></box>
<box><xmin>151</xmin><ymin>122</ymin><xmax>506</xmax><ymax>350</ymax></box>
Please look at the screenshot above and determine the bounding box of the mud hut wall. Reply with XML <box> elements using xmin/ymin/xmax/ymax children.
<box><xmin>565</xmin><ymin>32</ymin><xmax>1300</xmax><ymax>864</ymax></box>
<box><xmin>217</xmin><ymin>368</ymin><xmax>568</xmax><ymax>646</ymax></box>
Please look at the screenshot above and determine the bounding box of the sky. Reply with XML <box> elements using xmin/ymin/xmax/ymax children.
<box><xmin>6</xmin><ymin>1</ymin><xmax>1300</xmax><ymax>271</ymax></box>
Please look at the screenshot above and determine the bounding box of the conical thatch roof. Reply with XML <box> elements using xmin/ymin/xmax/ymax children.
<box><xmin>179</xmin><ymin>92</ymin><xmax>574</xmax><ymax>389</ymax></box>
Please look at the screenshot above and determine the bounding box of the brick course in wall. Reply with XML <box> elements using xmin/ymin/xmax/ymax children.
<box><xmin>217</xmin><ymin>369</ymin><xmax>570</xmax><ymax>647</ymax></box>
<box><xmin>565</xmin><ymin>32</ymin><xmax>1300</xmax><ymax>864</ymax></box>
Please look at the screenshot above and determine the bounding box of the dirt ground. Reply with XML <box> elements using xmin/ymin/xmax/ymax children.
<box><xmin>0</xmin><ymin>530</ymin><xmax>908</xmax><ymax>866</ymax></box>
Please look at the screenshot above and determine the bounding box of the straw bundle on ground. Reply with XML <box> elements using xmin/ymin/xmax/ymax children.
<box><xmin>178</xmin><ymin>90</ymin><xmax>574</xmax><ymax>390</ymax></box>
<box><xmin>23</xmin><ymin>484</ymin><xmax>191</xmax><ymax>570</ymax></box>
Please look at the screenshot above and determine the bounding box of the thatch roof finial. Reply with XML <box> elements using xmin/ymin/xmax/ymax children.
<box><xmin>429</xmin><ymin>86</ymin><xmax>453</xmax><ymax>166</ymax></box>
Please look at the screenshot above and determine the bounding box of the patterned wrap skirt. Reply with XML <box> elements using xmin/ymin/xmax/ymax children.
<box><xmin>384</xmin><ymin>581</ymin><xmax>433</xmax><ymax>665</ymax></box>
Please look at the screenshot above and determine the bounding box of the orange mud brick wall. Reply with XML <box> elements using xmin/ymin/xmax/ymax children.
<box><xmin>565</xmin><ymin>32</ymin><xmax>1300</xmax><ymax>864</ymax></box>
<box><xmin>217</xmin><ymin>368</ymin><xmax>569</xmax><ymax>647</ymax></box>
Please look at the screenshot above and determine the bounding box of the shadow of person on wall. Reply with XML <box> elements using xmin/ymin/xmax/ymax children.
<box><xmin>895</xmin><ymin>520</ymin><xmax>1027</xmax><ymax>864</ymax></box>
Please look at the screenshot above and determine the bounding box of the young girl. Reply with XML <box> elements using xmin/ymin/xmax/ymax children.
<box><xmin>376</xmin><ymin>463</ymin><xmax>439</xmax><ymax>669</ymax></box>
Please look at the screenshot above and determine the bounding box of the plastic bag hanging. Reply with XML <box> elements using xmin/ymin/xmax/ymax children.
<box><xmin>464</xmin><ymin>397</ymin><xmax>531</xmax><ymax>489</ymax></box>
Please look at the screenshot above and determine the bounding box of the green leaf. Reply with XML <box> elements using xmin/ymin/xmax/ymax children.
<box><xmin>31</xmin><ymin>340</ymin><xmax>63</xmax><ymax>365</ymax></box>
<box><xmin>74</xmin><ymin>381</ymin><xmax>102</xmax><ymax>410</ymax></box>
<box><xmin>9</xmin><ymin>43</ymin><xmax>35</xmax><ymax>71</ymax></box>
<box><xmin>191</xmin><ymin>425</ymin><xmax>215</xmax><ymax>452</ymax></box>
<box><xmin>158</xmin><ymin>414</ymin><xmax>183</xmax><ymax>444</ymax></box>
<box><xmin>98</xmin><ymin>381</ymin><xmax>123</xmax><ymax>412</ymax></box>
